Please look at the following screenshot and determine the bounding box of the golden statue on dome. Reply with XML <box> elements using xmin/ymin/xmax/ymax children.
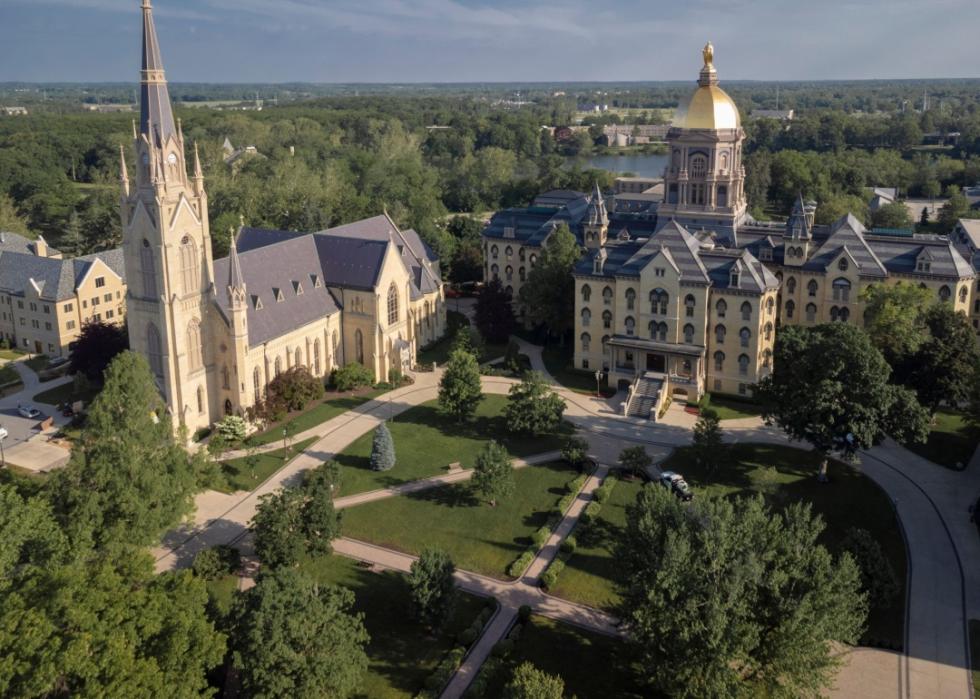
<box><xmin>703</xmin><ymin>41</ymin><xmax>714</xmax><ymax>68</ymax></box>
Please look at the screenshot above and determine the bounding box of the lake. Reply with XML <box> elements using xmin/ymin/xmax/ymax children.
<box><xmin>572</xmin><ymin>153</ymin><xmax>670</xmax><ymax>178</ymax></box>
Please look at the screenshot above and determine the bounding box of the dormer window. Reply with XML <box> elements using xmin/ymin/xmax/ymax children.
<box><xmin>760</xmin><ymin>248</ymin><xmax>772</xmax><ymax>261</ymax></box>
<box><xmin>917</xmin><ymin>261</ymin><xmax>931</xmax><ymax>273</ymax></box>
<box><xmin>838</xmin><ymin>258</ymin><xmax>849</xmax><ymax>272</ymax></box>
<box><xmin>730</xmin><ymin>270</ymin><xmax>740</xmax><ymax>288</ymax></box>
<box><xmin>293</xmin><ymin>281</ymin><xmax>303</xmax><ymax>295</ymax></box>
<box><xmin>310</xmin><ymin>274</ymin><xmax>321</xmax><ymax>288</ymax></box>
<box><xmin>252</xmin><ymin>295</ymin><xmax>263</xmax><ymax>310</ymax></box>
<box><xmin>273</xmin><ymin>288</ymin><xmax>284</xmax><ymax>302</ymax></box>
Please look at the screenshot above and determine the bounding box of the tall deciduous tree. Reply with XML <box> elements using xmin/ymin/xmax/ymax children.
<box><xmin>472</xmin><ymin>440</ymin><xmax>514</xmax><ymax>507</ymax></box>
<box><xmin>617</xmin><ymin>486</ymin><xmax>866</xmax><ymax>699</ymax></box>
<box><xmin>691</xmin><ymin>409</ymin><xmax>723</xmax><ymax>472</ymax></box>
<box><xmin>475</xmin><ymin>278</ymin><xmax>517</xmax><ymax>344</ymax></box>
<box><xmin>756</xmin><ymin>324</ymin><xmax>928</xmax><ymax>480</ymax></box>
<box><xmin>504</xmin><ymin>371</ymin><xmax>566</xmax><ymax>437</ymax></box>
<box><xmin>231</xmin><ymin>567</ymin><xmax>369</xmax><ymax>698</ymax></box>
<box><xmin>518</xmin><ymin>223</ymin><xmax>581</xmax><ymax>341</ymax></box>
<box><xmin>504</xmin><ymin>662</ymin><xmax>565</xmax><ymax>699</ymax></box>
<box><xmin>907</xmin><ymin>304</ymin><xmax>980</xmax><ymax>413</ymax></box>
<box><xmin>68</xmin><ymin>319</ymin><xmax>129</xmax><ymax>381</ymax></box>
<box><xmin>0</xmin><ymin>193</ymin><xmax>32</xmax><ymax>237</ymax></box>
<box><xmin>438</xmin><ymin>348</ymin><xmax>483</xmax><ymax>422</ymax></box>
<box><xmin>870</xmin><ymin>200</ymin><xmax>913</xmax><ymax>229</ymax></box>
<box><xmin>408</xmin><ymin>548</ymin><xmax>456</xmax><ymax>631</ymax></box>
<box><xmin>860</xmin><ymin>281</ymin><xmax>933</xmax><ymax>367</ymax></box>
<box><xmin>49</xmin><ymin>352</ymin><xmax>199</xmax><ymax>549</ymax></box>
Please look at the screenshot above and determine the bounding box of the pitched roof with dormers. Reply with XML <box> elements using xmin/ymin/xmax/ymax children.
<box><xmin>0</xmin><ymin>248</ymin><xmax>124</xmax><ymax>301</ymax></box>
<box><xmin>804</xmin><ymin>214</ymin><xmax>888</xmax><ymax>277</ymax></box>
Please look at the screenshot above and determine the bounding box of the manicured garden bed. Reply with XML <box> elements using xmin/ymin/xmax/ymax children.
<box><xmin>334</xmin><ymin>394</ymin><xmax>573</xmax><ymax>496</ymax></box>
<box><xmin>341</xmin><ymin>460</ymin><xmax>578</xmax><ymax>579</ymax></box>
<box><xmin>905</xmin><ymin>409</ymin><xmax>977</xmax><ymax>470</ymax></box>
<box><xmin>551</xmin><ymin>443</ymin><xmax>907</xmax><ymax>649</ymax></box>
<box><xmin>246</xmin><ymin>388</ymin><xmax>386</xmax><ymax>447</ymax></box>
<box><xmin>218</xmin><ymin>437</ymin><xmax>318</xmax><ymax>492</ymax></box>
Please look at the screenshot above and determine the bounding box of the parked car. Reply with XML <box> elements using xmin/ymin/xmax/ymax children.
<box><xmin>47</xmin><ymin>356</ymin><xmax>69</xmax><ymax>369</ymax></box>
<box><xmin>58</xmin><ymin>402</ymin><xmax>75</xmax><ymax>418</ymax></box>
<box><xmin>17</xmin><ymin>404</ymin><xmax>41</xmax><ymax>419</ymax></box>
<box><xmin>659</xmin><ymin>471</ymin><xmax>693</xmax><ymax>501</ymax></box>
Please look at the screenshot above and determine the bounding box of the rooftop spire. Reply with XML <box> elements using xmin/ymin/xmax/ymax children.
<box><xmin>119</xmin><ymin>144</ymin><xmax>130</xmax><ymax>197</ymax></box>
<box><xmin>139</xmin><ymin>0</ymin><xmax>177</xmax><ymax>146</ymax></box>
<box><xmin>228</xmin><ymin>227</ymin><xmax>246</xmax><ymax>298</ymax></box>
<box><xmin>585</xmin><ymin>181</ymin><xmax>608</xmax><ymax>227</ymax></box>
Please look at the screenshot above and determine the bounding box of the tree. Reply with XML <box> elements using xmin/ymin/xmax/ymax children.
<box><xmin>300</xmin><ymin>461</ymin><xmax>343</xmax><ymax>556</ymax></box>
<box><xmin>619</xmin><ymin>445</ymin><xmax>652</xmax><ymax>479</ymax></box>
<box><xmin>0</xmin><ymin>483</ymin><xmax>68</xmax><ymax>584</ymax></box>
<box><xmin>504</xmin><ymin>662</ymin><xmax>565</xmax><ymax>699</ymax></box>
<box><xmin>49</xmin><ymin>352</ymin><xmax>199</xmax><ymax>549</ymax></box>
<box><xmin>408</xmin><ymin>548</ymin><xmax>456</xmax><ymax>630</ymax></box>
<box><xmin>691</xmin><ymin>409</ymin><xmax>723</xmax><ymax>472</ymax></box>
<box><xmin>560</xmin><ymin>435</ymin><xmax>590</xmax><ymax>472</ymax></box>
<box><xmin>870</xmin><ymin>201</ymin><xmax>913</xmax><ymax>229</ymax></box>
<box><xmin>616</xmin><ymin>486</ymin><xmax>866</xmax><ymax>698</ymax></box>
<box><xmin>504</xmin><ymin>371</ymin><xmax>566</xmax><ymax>437</ymax></box>
<box><xmin>860</xmin><ymin>282</ymin><xmax>933</xmax><ymax>367</ymax></box>
<box><xmin>370</xmin><ymin>421</ymin><xmax>396</xmax><ymax>471</ymax></box>
<box><xmin>333</xmin><ymin>362</ymin><xmax>374</xmax><ymax>392</ymax></box>
<box><xmin>265</xmin><ymin>365</ymin><xmax>324</xmax><ymax>414</ymax></box>
<box><xmin>518</xmin><ymin>223</ymin><xmax>581</xmax><ymax>340</ymax></box>
<box><xmin>756</xmin><ymin>324</ymin><xmax>929</xmax><ymax>480</ymax></box>
<box><xmin>472</xmin><ymin>440</ymin><xmax>514</xmax><ymax>506</ymax></box>
<box><xmin>450</xmin><ymin>236</ymin><xmax>484</xmax><ymax>284</ymax></box>
<box><xmin>919</xmin><ymin>206</ymin><xmax>930</xmax><ymax>226</ymax></box>
<box><xmin>0</xmin><ymin>193</ymin><xmax>32</xmax><ymax>236</ymax></box>
<box><xmin>840</xmin><ymin>528</ymin><xmax>899</xmax><ymax>612</ymax></box>
<box><xmin>907</xmin><ymin>303</ymin><xmax>980</xmax><ymax>413</ymax></box>
<box><xmin>231</xmin><ymin>567</ymin><xmax>369</xmax><ymax>698</ymax></box>
<box><xmin>68</xmin><ymin>320</ymin><xmax>129</xmax><ymax>381</ymax></box>
<box><xmin>938</xmin><ymin>184</ymin><xmax>969</xmax><ymax>232</ymax></box>
<box><xmin>438</xmin><ymin>348</ymin><xmax>483</xmax><ymax>422</ymax></box>
<box><xmin>475</xmin><ymin>278</ymin><xmax>517</xmax><ymax>344</ymax></box>
<box><xmin>216</xmin><ymin>414</ymin><xmax>248</xmax><ymax>444</ymax></box>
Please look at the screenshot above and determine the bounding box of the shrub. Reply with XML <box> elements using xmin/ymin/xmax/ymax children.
<box><xmin>532</xmin><ymin>526</ymin><xmax>552</xmax><ymax>548</ymax></box>
<box><xmin>560</xmin><ymin>536</ymin><xmax>577</xmax><ymax>556</ymax></box>
<box><xmin>333</xmin><ymin>362</ymin><xmax>374</xmax><ymax>392</ymax></box>
<box><xmin>567</xmin><ymin>474</ymin><xmax>588</xmax><ymax>493</ymax></box>
<box><xmin>556</xmin><ymin>493</ymin><xmax>575</xmax><ymax>513</ymax></box>
<box><xmin>507</xmin><ymin>623</ymin><xmax>522</xmax><ymax>641</ymax></box>
<box><xmin>192</xmin><ymin>544</ymin><xmax>241</xmax><ymax>580</ymax></box>
<box><xmin>584</xmin><ymin>501</ymin><xmax>602</xmax><ymax>519</ymax></box>
<box><xmin>593</xmin><ymin>481</ymin><xmax>614</xmax><ymax>504</ymax></box>
<box><xmin>560</xmin><ymin>435</ymin><xmax>590</xmax><ymax>471</ymax></box>
<box><xmin>540</xmin><ymin>560</ymin><xmax>564</xmax><ymax>589</ymax></box>
<box><xmin>508</xmin><ymin>549</ymin><xmax>535</xmax><ymax>578</ymax></box>
<box><xmin>370</xmin><ymin>421</ymin><xmax>396</xmax><ymax>471</ymax></box>
<box><xmin>458</xmin><ymin>627</ymin><xmax>477</xmax><ymax>646</ymax></box>
<box><xmin>265</xmin><ymin>366</ymin><xmax>324</xmax><ymax>413</ymax></box>
<box><xmin>216</xmin><ymin>414</ymin><xmax>248</xmax><ymax>444</ymax></box>
<box><xmin>492</xmin><ymin>639</ymin><xmax>515</xmax><ymax>657</ymax></box>
<box><xmin>841</xmin><ymin>527</ymin><xmax>899</xmax><ymax>611</ymax></box>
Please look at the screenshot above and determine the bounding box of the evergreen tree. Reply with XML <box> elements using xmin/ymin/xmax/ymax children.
<box><xmin>475</xmin><ymin>278</ymin><xmax>517</xmax><ymax>344</ymax></box>
<box><xmin>518</xmin><ymin>223</ymin><xmax>581</xmax><ymax>340</ymax></box>
<box><xmin>691</xmin><ymin>409</ymin><xmax>723</xmax><ymax>472</ymax></box>
<box><xmin>231</xmin><ymin>568</ymin><xmax>369</xmax><ymax>698</ymax></box>
<box><xmin>438</xmin><ymin>348</ymin><xmax>483</xmax><ymax>422</ymax></box>
<box><xmin>472</xmin><ymin>440</ymin><xmax>514</xmax><ymax>507</ymax></box>
<box><xmin>504</xmin><ymin>662</ymin><xmax>565</xmax><ymax>699</ymax></box>
<box><xmin>504</xmin><ymin>371</ymin><xmax>566</xmax><ymax>436</ymax></box>
<box><xmin>617</xmin><ymin>487</ymin><xmax>866</xmax><ymax>698</ymax></box>
<box><xmin>58</xmin><ymin>209</ymin><xmax>84</xmax><ymax>257</ymax></box>
<box><xmin>370</xmin><ymin>421</ymin><xmax>396</xmax><ymax>471</ymax></box>
<box><xmin>408</xmin><ymin>548</ymin><xmax>457</xmax><ymax>630</ymax></box>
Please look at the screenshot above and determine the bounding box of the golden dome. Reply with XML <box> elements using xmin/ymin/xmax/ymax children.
<box><xmin>673</xmin><ymin>85</ymin><xmax>740</xmax><ymax>130</ymax></box>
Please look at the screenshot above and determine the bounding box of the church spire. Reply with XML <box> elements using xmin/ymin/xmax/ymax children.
<box><xmin>139</xmin><ymin>0</ymin><xmax>177</xmax><ymax>147</ymax></box>
<box><xmin>119</xmin><ymin>144</ymin><xmax>130</xmax><ymax>197</ymax></box>
<box><xmin>227</xmin><ymin>225</ymin><xmax>246</xmax><ymax>304</ymax></box>
<box><xmin>192</xmin><ymin>142</ymin><xmax>205</xmax><ymax>195</ymax></box>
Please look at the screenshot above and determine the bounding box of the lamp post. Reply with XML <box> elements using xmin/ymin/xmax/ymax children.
<box><xmin>282</xmin><ymin>427</ymin><xmax>287</xmax><ymax>456</ymax></box>
<box><xmin>594</xmin><ymin>369</ymin><xmax>603</xmax><ymax>398</ymax></box>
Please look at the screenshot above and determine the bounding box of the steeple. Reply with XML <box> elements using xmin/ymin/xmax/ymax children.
<box><xmin>583</xmin><ymin>182</ymin><xmax>609</xmax><ymax>250</ymax></box>
<box><xmin>192</xmin><ymin>142</ymin><xmax>205</xmax><ymax>195</ymax></box>
<box><xmin>228</xmin><ymin>226</ymin><xmax>246</xmax><ymax>299</ymax></box>
<box><xmin>119</xmin><ymin>144</ymin><xmax>130</xmax><ymax>197</ymax></box>
<box><xmin>139</xmin><ymin>0</ymin><xmax>177</xmax><ymax>147</ymax></box>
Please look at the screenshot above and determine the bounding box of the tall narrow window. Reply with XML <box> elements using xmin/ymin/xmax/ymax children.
<box><xmin>581</xmin><ymin>332</ymin><xmax>591</xmax><ymax>353</ymax></box>
<box><xmin>253</xmin><ymin>367</ymin><xmax>262</xmax><ymax>397</ymax></box>
<box><xmin>581</xmin><ymin>284</ymin><xmax>592</xmax><ymax>303</ymax></box>
<box><xmin>294</xmin><ymin>347</ymin><xmax>303</xmax><ymax>368</ymax></box>
<box><xmin>275</xmin><ymin>356</ymin><xmax>282</xmax><ymax>377</ymax></box>
<box><xmin>222</xmin><ymin>365</ymin><xmax>230</xmax><ymax>389</ymax></box>
<box><xmin>625</xmin><ymin>288</ymin><xmax>636</xmax><ymax>311</ymax></box>
<box><xmin>141</xmin><ymin>240</ymin><xmax>157</xmax><ymax>298</ymax></box>
<box><xmin>740</xmin><ymin>327</ymin><xmax>751</xmax><ymax>347</ymax></box>
<box><xmin>314</xmin><ymin>339</ymin><xmax>322</xmax><ymax>375</ymax></box>
<box><xmin>355</xmin><ymin>329</ymin><xmax>364</xmax><ymax>364</ymax></box>
<box><xmin>683</xmin><ymin>323</ymin><xmax>694</xmax><ymax>344</ymax></box>
<box><xmin>146</xmin><ymin>322</ymin><xmax>163</xmax><ymax>378</ymax></box>
<box><xmin>685</xmin><ymin>294</ymin><xmax>695</xmax><ymax>318</ymax></box>
<box><xmin>197</xmin><ymin>386</ymin><xmax>205</xmax><ymax>413</ymax></box>
<box><xmin>740</xmin><ymin>301</ymin><xmax>751</xmax><ymax>321</ymax></box>
<box><xmin>387</xmin><ymin>284</ymin><xmax>399</xmax><ymax>325</ymax></box>
<box><xmin>581</xmin><ymin>308</ymin><xmax>591</xmax><ymax>327</ymax></box>
<box><xmin>186</xmin><ymin>319</ymin><xmax>203</xmax><ymax>371</ymax></box>
<box><xmin>179</xmin><ymin>235</ymin><xmax>199</xmax><ymax>295</ymax></box>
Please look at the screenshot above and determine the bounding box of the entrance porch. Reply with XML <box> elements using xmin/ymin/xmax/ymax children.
<box><xmin>605</xmin><ymin>335</ymin><xmax>706</xmax><ymax>403</ymax></box>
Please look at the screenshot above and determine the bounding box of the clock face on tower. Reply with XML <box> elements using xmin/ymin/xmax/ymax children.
<box><xmin>167</xmin><ymin>153</ymin><xmax>177</xmax><ymax>165</ymax></box>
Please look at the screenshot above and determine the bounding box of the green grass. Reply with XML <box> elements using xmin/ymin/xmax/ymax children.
<box><xmin>470</xmin><ymin>615</ymin><xmax>644</xmax><ymax>699</ymax></box>
<box><xmin>23</xmin><ymin>355</ymin><xmax>49</xmax><ymax>373</ymax></box>
<box><xmin>541</xmin><ymin>344</ymin><xmax>615</xmax><ymax>397</ymax></box>
<box><xmin>246</xmin><ymin>389</ymin><xmax>387</xmax><ymax>447</ymax></box>
<box><xmin>205</xmin><ymin>574</ymin><xmax>240</xmax><ymax>619</ymax></box>
<box><xmin>905</xmin><ymin>409</ymin><xmax>977</xmax><ymax>470</ymax></box>
<box><xmin>342</xmin><ymin>460</ymin><xmax>578</xmax><ymax>579</ymax></box>
<box><xmin>334</xmin><ymin>394</ymin><xmax>572</xmax><ymax>496</ymax></box>
<box><xmin>0</xmin><ymin>364</ymin><xmax>20</xmax><ymax>386</ymax></box>
<box><xmin>300</xmin><ymin>554</ymin><xmax>488</xmax><ymax>698</ymax></box>
<box><xmin>0</xmin><ymin>349</ymin><xmax>25</xmax><ymax>361</ymax></box>
<box><xmin>218</xmin><ymin>436</ymin><xmax>318</xmax><ymax>493</ymax></box>
<box><xmin>970</xmin><ymin>619</ymin><xmax>980</xmax><ymax>699</ymax></box>
<box><xmin>551</xmin><ymin>444</ymin><xmax>907</xmax><ymax>649</ymax></box>
<box><xmin>34</xmin><ymin>380</ymin><xmax>101</xmax><ymax>406</ymax></box>
<box><xmin>700</xmin><ymin>392</ymin><xmax>763</xmax><ymax>420</ymax></box>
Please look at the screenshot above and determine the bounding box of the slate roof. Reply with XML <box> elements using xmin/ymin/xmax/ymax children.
<box><xmin>804</xmin><ymin>214</ymin><xmax>888</xmax><ymax>276</ymax></box>
<box><xmin>139</xmin><ymin>2</ymin><xmax>178</xmax><ymax>147</ymax></box>
<box><xmin>0</xmin><ymin>232</ymin><xmax>50</xmax><ymax>257</ymax></box>
<box><xmin>0</xmin><ymin>248</ymin><xmax>125</xmax><ymax>301</ymax></box>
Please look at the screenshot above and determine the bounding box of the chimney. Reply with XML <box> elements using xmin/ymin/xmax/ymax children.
<box><xmin>34</xmin><ymin>235</ymin><xmax>48</xmax><ymax>258</ymax></box>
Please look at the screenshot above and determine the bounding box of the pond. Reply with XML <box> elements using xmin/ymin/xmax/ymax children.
<box><xmin>571</xmin><ymin>152</ymin><xmax>669</xmax><ymax>178</ymax></box>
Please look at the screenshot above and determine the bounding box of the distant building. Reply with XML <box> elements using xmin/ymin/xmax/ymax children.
<box><xmin>83</xmin><ymin>104</ymin><xmax>134</xmax><ymax>113</ymax></box>
<box><xmin>868</xmin><ymin>186</ymin><xmax>898</xmax><ymax>212</ymax></box>
<box><xmin>750</xmin><ymin>109</ymin><xmax>794</xmax><ymax>121</ymax></box>
<box><xmin>1</xmin><ymin>106</ymin><xmax>28</xmax><ymax>116</ymax></box>
<box><xmin>222</xmin><ymin>138</ymin><xmax>265</xmax><ymax>168</ymax></box>
<box><xmin>614</xmin><ymin>177</ymin><xmax>662</xmax><ymax>195</ymax></box>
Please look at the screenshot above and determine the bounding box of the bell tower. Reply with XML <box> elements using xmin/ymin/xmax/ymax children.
<box><xmin>121</xmin><ymin>0</ymin><xmax>217</xmax><ymax>432</ymax></box>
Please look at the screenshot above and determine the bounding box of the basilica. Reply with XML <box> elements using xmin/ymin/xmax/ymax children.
<box><xmin>482</xmin><ymin>44</ymin><xmax>979</xmax><ymax>419</ymax></box>
<box><xmin>123</xmin><ymin>1</ymin><xmax>445</xmax><ymax>433</ymax></box>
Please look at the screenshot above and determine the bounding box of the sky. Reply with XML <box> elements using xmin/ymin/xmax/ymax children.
<box><xmin>1</xmin><ymin>0</ymin><xmax>979</xmax><ymax>83</ymax></box>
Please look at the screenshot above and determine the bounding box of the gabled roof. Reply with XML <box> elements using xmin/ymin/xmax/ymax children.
<box><xmin>0</xmin><ymin>248</ymin><xmax>125</xmax><ymax>301</ymax></box>
<box><xmin>805</xmin><ymin>213</ymin><xmax>888</xmax><ymax>277</ymax></box>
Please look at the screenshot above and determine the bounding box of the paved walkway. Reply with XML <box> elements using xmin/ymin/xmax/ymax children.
<box><xmin>0</xmin><ymin>360</ymin><xmax>72</xmax><ymax>468</ymax></box>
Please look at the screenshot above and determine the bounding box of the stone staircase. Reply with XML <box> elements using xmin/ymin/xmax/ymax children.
<box><xmin>627</xmin><ymin>372</ymin><xmax>664</xmax><ymax>419</ymax></box>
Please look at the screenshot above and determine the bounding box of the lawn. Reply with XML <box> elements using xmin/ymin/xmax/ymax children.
<box><xmin>551</xmin><ymin>443</ymin><xmax>907</xmax><ymax>649</ymax></box>
<box><xmin>0</xmin><ymin>349</ymin><xmax>24</xmax><ymax>361</ymax></box>
<box><xmin>246</xmin><ymin>388</ymin><xmax>387</xmax><ymax>447</ymax></box>
<box><xmin>301</xmin><ymin>553</ymin><xmax>487</xmax><ymax>698</ymax></box>
<box><xmin>24</xmin><ymin>355</ymin><xmax>49</xmax><ymax>373</ymax></box>
<box><xmin>700</xmin><ymin>392</ymin><xmax>763</xmax><ymax>420</ymax></box>
<box><xmin>334</xmin><ymin>394</ymin><xmax>573</xmax><ymax>497</ymax></box>
<box><xmin>905</xmin><ymin>409</ymin><xmax>977</xmax><ymax>470</ymax></box>
<box><xmin>468</xmin><ymin>615</ymin><xmax>644</xmax><ymax>699</ymax></box>
<box><xmin>342</xmin><ymin>460</ymin><xmax>578</xmax><ymax>579</ymax></box>
<box><xmin>34</xmin><ymin>380</ymin><xmax>102</xmax><ymax>406</ymax></box>
<box><xmin>541</xmin><ymin>344</ymin><xmax>615</xmax><ymax>397</ymax></box>
<box><xmin>417</xmin><ymin>332</ymin><xmax>509</xmax><ymax>368</ymax></box>
<box><xmin>218</xmin><ymin>436</ymin><xmax>318</xmax><ymax>493</ymax></box>
<box><xmin>0</xmin><ymin>364</ymin><xmax>21</xmax><ymax>387</ymax></box>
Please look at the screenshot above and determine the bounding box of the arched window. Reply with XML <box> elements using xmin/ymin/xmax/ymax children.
<box><xmin>959</xmin><ymin>286</ymin><xmax>968</xmax><ymax>303</ymax></box>
<box><xmin>939</xmin><ymin>285</ymin><xmax>951</xmax><ymax>302</ymax></box>
<box><xmin>490</xmin><ymin>245</ymin><xmax>498</xmax><ymax>259</ymax></box>
<box><xmin>785</xmin><ymin>300</ymin><xmax>795</xmax><ymax>319</ymax></box>
<box><xmin>186</xmin><ymin>319</ymin><xmax>203</xmax><ymax>371</ymax></box>
<box><xmin>222</xmin><ymin>365</ymin><xmax>230</xmax><ymax>389</ymax></box>
<box><xmin>650</xmin><ymin>289</ymin><xmax>668</xmax><ymax>315</ymax></box>
<box><xmin>739</xmin><ymin>327</ymin><xmax>751</xmax><ymax>348</ymax></box>
<box><xmin>519</xmin><ymin>248</ymin><xmax>526</xmax><ymax>262</ymax></box>
<box><xmin>519</xmin><ymin>267</ymin><xmax>526</xmax><ymax>282</ymax></box>
<box><xmin>253</xmin><ymin>367</ymin><xmax>262</xmax><ymax>397</ymax></box>
<box><xmin>602</xmin><ymin>310</ymin><xmax>612</xmax><ymax>329</ymax></box>
<box><xmin>830</xmin><ymin>306</ymin><xmax>839</xmax><ymax>322</ymax></box>
<box><xmin>179</xmin><ymin>235</ymin><xmax>199</xmax><ymax>295</ymax></box>
<box><xmin>648</xmin><ymin>321</ymin><xmax>657</xmax><ymax>339</ymax></box>
<box><xmin>505</xmin><ymin>285</ymin><xmax>513</xmax><ymax>296</ymax></box>
<box><xmin>720</xmin><ymin>152</ymin><xmax>730</xmax><ymax>170</ymax></box>
<box><xmin>763</xmin><ymin>348</ymin><xmax>772</xmax><ymax>368</ymax></box>
<box><xmin>683</xmin><ymin>323</ymin><xmax>694</xmax><ymax>344</ymax></box>
<box><xmin>581</xmin><ymin>284</ymin><xmax>592</xmax><ymax>302</ymax></box>
<box><xmin>529</xmin><ymin>254</ymin><xmax>537</xmax><ymax>267</ymax></box>
<box><xmin>581</xmin><ymin>332</ymin><xmax>591</xmax><ymax>353</ymax></box>
<box><xmin>766</xmin><ymin>297</ymin><xmax>775</xmax><ymax>315</ymax></box>
<box><xmin>807</xmin><ymin>280</ymin><xmax>818</xmax><ymax>297</ymax></box>
<box><xmin>224</xmin><ymin>399</ymin><xmax>233</xmax><ymax>416</ymax></box>
<box><xmin>313</xmin><ymin>339</ymin><xmax>321</xmax><ymax>375</ymax></box>
<box><xmin>602</xmin><ymin>286</ymin><xmax>613</xmax><ymax>306</ymax></box>
<box><xmin>658</xmin><ymin>322</ymin><xmax>668</xmax><ymax>342</ymax></box>
<box><xmin>505</xmin><ymin>265</ymin><xmax>513</xmax><ymax>281</ymax></box>
<box><xmin>717</xmin><ymin>185</ymin><xmax>728</xmax><ymax>208</ymax></box>
<box><xmin>141</xmin><ymin>240</ymin><xmax>157</xmax><ymax>298</ymax></box>
<box><xmin>840</xmin><ymin>307</ymin><xmax>850</xmax><ymax>322</ymax></box>
<box><xmin>714</xmin><ymin>351</ymin><xmax>725</xmax><ymax>371</ymax></box>
<box><xmin>690</xmin><ymin>154</ymin><xmax>708</xmax><ymax>178</ymax></box>
<box><xmin>505</xmin><ymin>246</ymin><xmax>513</xmax><ymax>258</ymax></box>
<box><xmin>625</xmin><ymin>288</ymin><xmax>636</xmax><ymax>311</ymax></box>
<box><xmin>715</xmin><ymin>324</ymin><xmax>726</xmax><ymax>343</ymax></box>
<box><xmin>685</xmin><ymin>294</ymin><xmax>696</xmax><ymax>318</ymax></box>
<box><xmin>581</xmin><ymin>308</ymin><xmax>591</xmax><ymax>327</ymax></box>
<box><xmin>625</xmin><ymin>316</ymin><xmax>636</xmax><ymax>336</ymax></box>
<box><xmin>715</xmin><ymin>299</ymin><xmax>727</xmax><ymax>318</ymax></box>
<box><xmin>387</xmin><ymin>283</ymin><xmax>399</xmax><ymax>325</ymax></box>
<box><xmin>764</xmin><ymin>322</ymin><xmax>773</xmax><ymax>341</ymax></box>
<box><xmin>740</xmin><ymin>301</ymin><xmax>752</xmax><ymax>321</ymax></box>
<box><xmin>294</xmin><ymin>347</ymin><xmax>303</xmax><ymax>368</ymax></box>
<box><xmin>786</xmin><ymin>277</ymin><xmax>796</xmax><ymax>294</ymax></box>
<box><xmin>146</xmin><ymin>323</ymin><xmax>163</xmax><ymax>378</ymax></box>
<box><xmin>274</xmin><ymin>356</ymin><xmax>282</xmax><ymax>377</ymax></box>
<box><xmin>832</xmin><ymin>277</ymin><xmax>851</xmax><ymax>302</ymax></box>
<box><xmin>738</xmin><ymin>354</ymin><xmax>750</xmax><ymax>376</ymax></box>
<box><xmin>197</xmin><ymin>386</ymin><xmax>205</xmax><ymax>413</ymax></box>
<box><xmin>490</xmin><ymin>264</ymin><xmax>499</xmax><ymax>280</ymax></box>
<box><xmin>355</xmin><ymin>329</ymin><xmax>364</xmax><ymax>364</ymax></box>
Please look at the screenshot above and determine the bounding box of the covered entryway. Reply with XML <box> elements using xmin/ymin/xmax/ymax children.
<box><xmin>646</xmin><ymin>353</ymin><xmax>665</xmax><ymax>372</ymax></box>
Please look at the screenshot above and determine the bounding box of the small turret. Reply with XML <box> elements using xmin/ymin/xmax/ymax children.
<box><xmin>119</xmin><ymin>144</ymin><xmax>130</xmax><ymax>198</ymax></box>
<box><xmin>583</xmin><ymin>182</ymin><xmax>609</xmax><ymax>250</ymax></box>
<box><xmin>192</xmin><ymin>142</ymin><xmax>205</xmax><ymax>196</ymax></box>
